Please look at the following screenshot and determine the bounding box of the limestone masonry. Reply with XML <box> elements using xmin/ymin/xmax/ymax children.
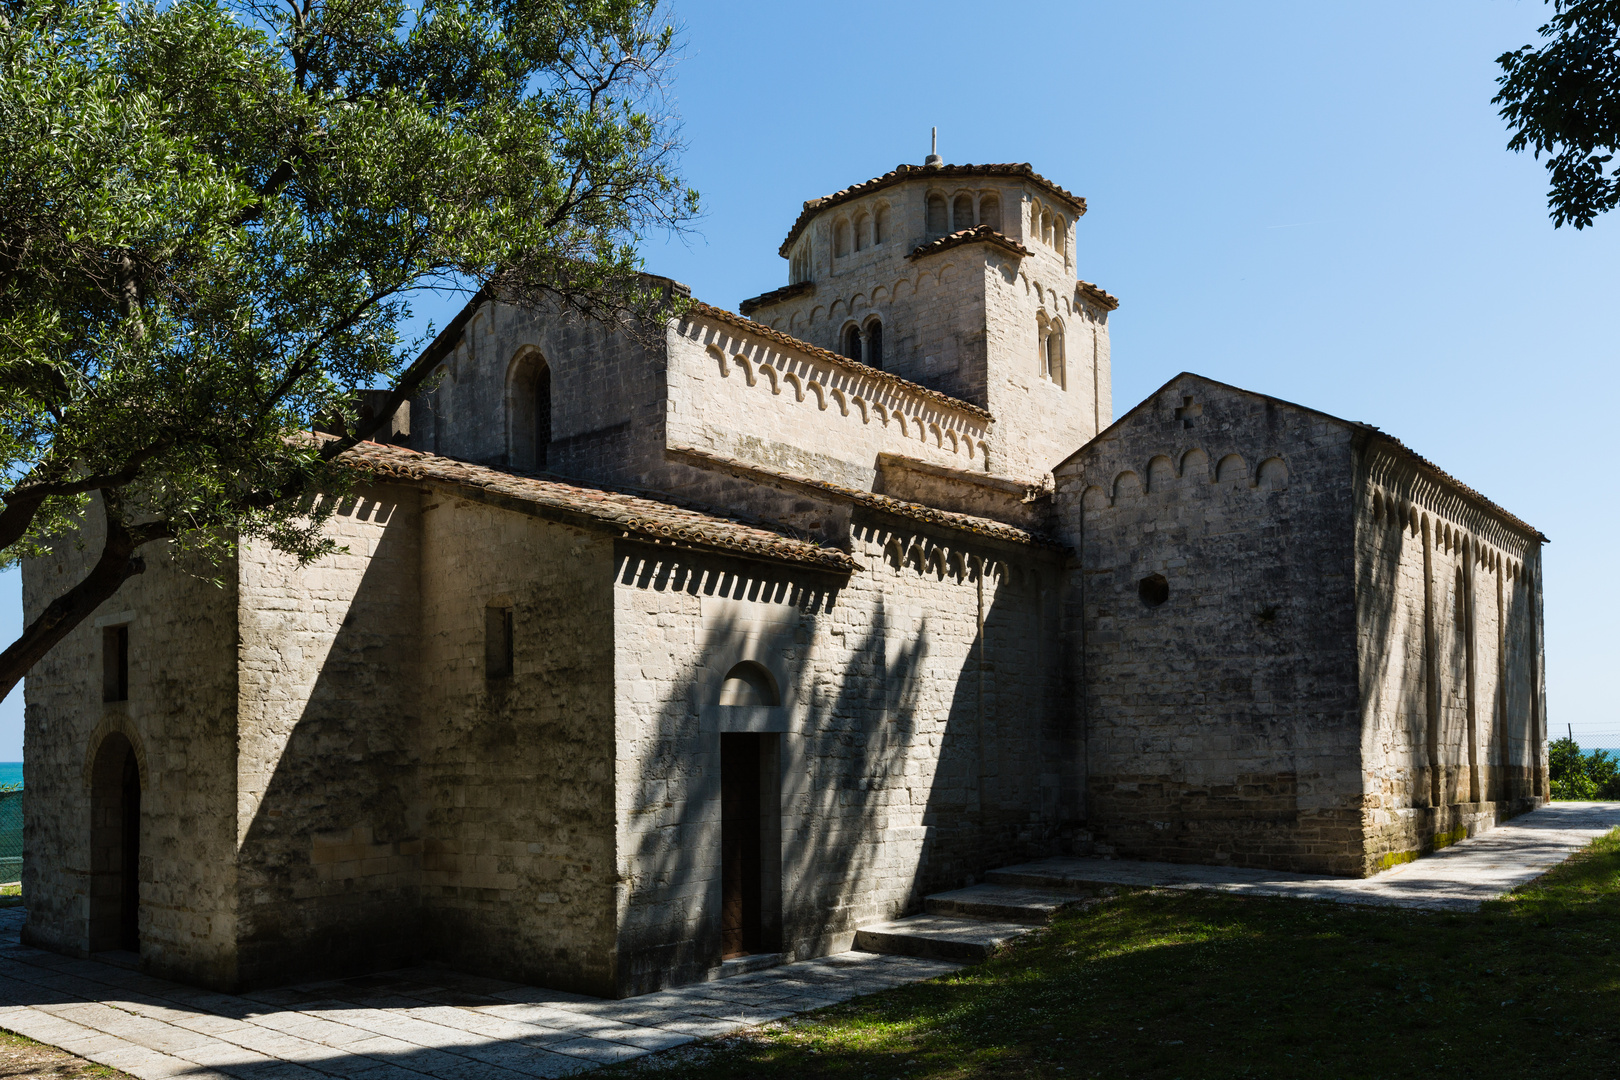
<box><xmin>22</xmin><ymin>157</ymin><xmax>1548</xmax><ymax>997</ymax></box>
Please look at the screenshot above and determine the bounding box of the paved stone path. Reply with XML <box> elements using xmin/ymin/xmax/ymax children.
<box><xmin>0</xmin><ymin>915</ymin><xmax>957</xmax><ymax>1080</ymax></box>
<box><xmin>1</xmin><ymin>803</ymin><xmax>1614</xmax><ymax>1079</ymax></box>
<box><xmin>996</xmin><ymin>802</ymin><xmax>1620</xmax><ymax>912</ymax></box>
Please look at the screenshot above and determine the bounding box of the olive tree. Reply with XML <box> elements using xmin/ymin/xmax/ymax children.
<box><xmin>0</xmin><ymin>0</ymin><xmax>696</xmax><ymax>698</ymax></box>
<box><xmin>1496</xmin><ymin>0</ymin><xmax>1620</xmax><ymax>228</ymax></box>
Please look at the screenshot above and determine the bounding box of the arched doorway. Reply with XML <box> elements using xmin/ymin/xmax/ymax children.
<box><xmin>89</xmin><ymin>732</ymin><xmax>141</xmax><ymax>953</ymax></box>
<box><xmin>716</xmin><ymin>662</ymin><xmax>782</xmax><ymax>961</ymax></box>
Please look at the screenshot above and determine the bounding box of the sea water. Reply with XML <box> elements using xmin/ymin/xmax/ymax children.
<box><xmin>0</xmin><ymin>763</ymin><xmax>19</xmax><ymax>788</ymax></box>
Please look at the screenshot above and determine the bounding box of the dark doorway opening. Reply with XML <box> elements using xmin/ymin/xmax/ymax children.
<box><xmin>89</xmin><ymin>733</ymin><xmax>141</xmax><ymax>954</ymax></box>
<box><xmin>720</xmin><ymin>733</ymin><xmax>761</xmax><ymax>959</ymax></box>
<box><xmin>719</xmin><ymin>732</ymin><xmax>781</xmax><ymax>960</ymax></box>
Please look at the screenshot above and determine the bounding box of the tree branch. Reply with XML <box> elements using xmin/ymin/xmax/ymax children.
<box><xmin>0</xmin><ymin>494</ymin><xmax>172</xmax><ymax>704</ymax></box>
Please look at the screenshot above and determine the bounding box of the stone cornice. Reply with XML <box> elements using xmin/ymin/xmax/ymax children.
<box><xmin>1356</xmin><ymin>431</ymin><xmax>1547</xmax><ymax>555</ymax></box>
<box><xmin>670</xmin><ymin>445</ymin><xmax>1065</xmax><ymax>552</ymax></box>
<box><xmin>907</xmin><ymin>226</ymin><xmax>1032</xmax><ymax>262</ymax></box>
<box><xmin>778</xmin><ymin>162</ymin><xmax>1087</xmax><ymax>257</ymax></box>
<box><xmin>680</xmin><ymin>301</ymin><xmax>993</xmax><ymax>422</ymax></box>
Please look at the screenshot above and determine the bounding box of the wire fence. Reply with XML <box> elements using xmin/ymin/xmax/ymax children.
<box><xmin>0</xmin><ymin>790</ymin><xmax>20</xmax><ymax>884</ymax></box>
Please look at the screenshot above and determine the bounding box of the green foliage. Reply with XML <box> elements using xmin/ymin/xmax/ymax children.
<box><xmin>0</xmin><ymin>0</ymin><xmax>695</xmax><ymax>686</ymax></box>
<box><xmin>611</xmin><ymin>829</ymin><xmax>1620</xmax><ymax>1080</ymax></box>
<box><xmin>1549</xmin><ymin>735</ymin><xmax>1620</xmax><ymax>800</ymax></box>
<box><xmin>1494</xmin><ymin>0</ymin><xmax>1620</xmax><ymax>228</ymax></box>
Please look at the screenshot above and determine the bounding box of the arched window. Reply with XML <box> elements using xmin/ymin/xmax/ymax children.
<box><xmin>979</xmin><ymin>193</ymin><xmax>1001</xmax><ymax>232</ymax></box>
<box><xmin>926</xmin><ymin>194</ymin><xmax>947</xmax><ymax>234</ymax></box>
<box><xmin>864</xmin><ymin>318</ymin><xmax>883</xmax><ymax>370</ymax></box>
<box><xmin>953</xmin><ymin>193</ymin><xmax>974</xmax><ymax>232</ymax></box>
<box><xmin>507</xmin><ymin>350</ymin><xmax>552</xmax><ymax>471</ymax></box>
<box><xmin>874</xmin><ymin>205</ymin><xmax>889</xmax><ymax>244</ymax></box>
<box><xmin>834</xmin><ymin>219</ymin><xmax>850</xmax><ymax>257</ymax></box>
<box><xmin>842</xmin><ymin>324</ymin><xmax>862</xmax><ymax>362</ymax></box>
<box><xmin>1045</xmin><ymin>320</ymin><xmax>1065</xmax><ymax>387</ymax></box>
<box><xmin>1041</xmin><ymin>210</ymin><xmax>1053</xmax><ymax>246</ymax></box>
<box><xmin>718</xmin><ymin>661</ymin><xmax>780</xmax><ymax>706</ymax></box>
<box><xmin>1054</xmin><ymin>216</ymin><xmax>1067</xmax><ymax>257</ymax></box>
<box><xmin>791</xmin><ymin>243</ymin><xmax>811</xmax><ymax>283</ymax></box>
<box><xmin>854</xmin><ymin>212</ymin><xmax>870</xmax><ymax>252</ymax></box>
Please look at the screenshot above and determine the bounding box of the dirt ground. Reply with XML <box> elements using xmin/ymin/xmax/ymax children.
<box><xmin>0</xmin><ymin>1032</ymin><xmax>129</xmax><ymax>1080</ymax></box>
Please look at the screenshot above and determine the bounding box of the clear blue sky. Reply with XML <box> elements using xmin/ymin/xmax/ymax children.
<box><xmin>1</xmin><ymin>0</ymin><xmax>1615</xmax><ymax>758</ymax></box>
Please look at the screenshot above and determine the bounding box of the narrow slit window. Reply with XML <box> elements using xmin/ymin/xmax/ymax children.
<box><xmin>102</xmin><ymin>625</ymin><xmax>129</xmax><ymax>702</ymax></box>
<box><xmin>485</xmin><ymin>606</ymin><xmax>514</xmax><ymax>679</ymax></box>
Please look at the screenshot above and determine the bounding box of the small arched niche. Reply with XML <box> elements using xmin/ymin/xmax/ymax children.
<box><xmin>718</xmin><ymin>661</ymin><xmax>781</xmax><ymax>707</ymax></box>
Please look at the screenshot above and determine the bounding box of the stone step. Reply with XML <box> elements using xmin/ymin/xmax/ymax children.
<box><xmin>986</xmin><ymin>856</ymin><xmax>1130</xmax><ymax>893</ymax></box>
<box><xmin>924</xmin><ymin>883</ymin><xmax>1089</xmax><ymax>924</ymax></box>
<box><xmin>716</xmin><ymin>952</ymin><xmax>784</xmax><ymax>979</ymax></box>
<box><xmin>853</xmin><ymin>913</ymin><xmax>1032</xmax><ymax>963</ymax></box>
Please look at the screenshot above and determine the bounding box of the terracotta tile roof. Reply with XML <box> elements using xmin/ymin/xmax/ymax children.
<box><xmin>738</xmin><ymin>280</ymin><xmax>815</xmax><ymax>316</ymax></box>
<box><xmin>778</xmin><ymin>163</ymin><xmax>1087</xmax><ymax>257</ymax></box>
<box><xmin>908</xmin><ymin>226</ymin><xmax>1033</xmax><ymax>262</ymax></box>
<box><xmin>671</xmin><ymin>445</ymin><xmax>1066</xmax><ymax>552</ymax></box>
<box><xmin>339</xmin><ymin>441</ymin><xmax>860</xmax><ymax>572</ymax></box>
<box><xmin>681</xmin><ymin>301</ymin><xmax>993</xmax><ymax>422</ymax></box>
<box><xmin>1077</xmin><ymin>280</ymin><xmax>1120</xmax><ymax>311</ymax></box>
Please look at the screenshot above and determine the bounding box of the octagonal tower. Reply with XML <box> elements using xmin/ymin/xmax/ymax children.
<box><xmin>739</xmin><ymin>160</ymin><xmax>1118</xmax><ymax>480</ymax></box>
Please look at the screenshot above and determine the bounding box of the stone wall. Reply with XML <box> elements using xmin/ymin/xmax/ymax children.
<box><xmin>610</xmin><ymin>517</ymin><xmax>1072</xmax><ymax>996</ymax></box>
<box><xmin>983</xmin><ymin>260</ymin><xmax>1112</xmax><ymax>480</ymax></box>
<box><xmin>1353</xmin><ymin>441</ymin><xmax>1546</xmax><ymax>869</ymax></box>
<box><xmin>415</xmin><ymin>494</ymin><xmax>621</xmax><ymax>998</ymax></box>
<box><xmin>1055</xmin><ymin>376</ymin><xmax>1366</xmax><ymax>874</ymax></box>
<box><xmin>232</xmin><ymin>485</ymin><xmax>424</xmax><ymax>987</ymax></box>
<box><xmin>666</xmin><ymin>314</ymin><xmax>991</xmax><ymax>489</ymax></box>
<box><xmin>21</xmin><ymin>505</ymin><xmax>242</xmax><ymax>988</ymax></box>
<box><xmin>410</xmin><ymin>297</ymin><xmax>672</xmax><ymax>489</ymax></box>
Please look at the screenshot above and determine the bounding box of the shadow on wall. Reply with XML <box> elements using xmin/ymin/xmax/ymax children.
<box><xmin>235</xmin><ymin>491</ymin><xmax>424</xmax><ymax>988</ymax></box>
<box><xmin>919</xmin><ymin>559</ymin><xmax>1067</xmax><ymax>892</ymax></box>
<box><xmin>613</xmin><ymin>526</ymin><xmax>1070</xmax><ymax>995</ymax></box>
<box><xmin>609</xmin><ymin>550</ymin><xmax>932</xmax><ymax>995</ymax></box>
<box><xmin>1355</xmin><ymin>496</ymin><xmax>1543</xmax><ymax>865</ymax></box>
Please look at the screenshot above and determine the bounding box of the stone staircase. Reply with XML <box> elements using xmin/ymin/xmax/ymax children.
<box><xmin>853</xmin><ymin>859</ymin><xmax>1119</xmax><ymax>962</ymax></box>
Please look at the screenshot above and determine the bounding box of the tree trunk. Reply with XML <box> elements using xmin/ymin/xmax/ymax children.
<box><xmin>0</xmin><ymin>496</ymin><xmax>164</xmax><ymax>705</ymax></box>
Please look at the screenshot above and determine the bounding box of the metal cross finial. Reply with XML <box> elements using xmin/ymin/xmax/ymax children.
<box><xmin>926</xmin><ymin>127</ymin><xmax>942</xmax><ymax>168</ymax></box>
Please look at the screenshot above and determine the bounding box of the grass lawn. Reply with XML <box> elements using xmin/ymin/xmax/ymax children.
<box><xmin>614</xmin><ymin>826</ymin><xmax>1620</xmax><ymax>1079</ymax></box>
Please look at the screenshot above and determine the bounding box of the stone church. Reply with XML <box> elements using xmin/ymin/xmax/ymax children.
<box><xmin>21</xmin><ymin>156</ymin><xmax>1548</xmax><ymax>998</ymax></box>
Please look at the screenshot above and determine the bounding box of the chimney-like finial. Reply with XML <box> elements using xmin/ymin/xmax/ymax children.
<box><xmin>925</xmin><ymin>126</ymin><xmax>942</xmax><ymax>168</ymax></box>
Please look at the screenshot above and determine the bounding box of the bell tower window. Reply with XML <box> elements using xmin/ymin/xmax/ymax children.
<box><xmin>979</xmin><ymin>194</ymin><xmax>1001</xmax><ymax>232</ymax></box>
<box><xmin>952</xmin><ymin>194</ymin><xmax>974</xmax><ymax>231</ymax></box>
<box><xmin>926</xmin><ymin>194</ymin><xmax>947</xmax><ymax>234</ymax></box>
<box><xmin>864</xmin><ymin>318</ymin><xmax>883</xmax><ymax>370</ymax></box>
<box><xmin>842</xmin><ymin>324</ymin><xmax>863</xmax><ymax>363</ymax></box>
